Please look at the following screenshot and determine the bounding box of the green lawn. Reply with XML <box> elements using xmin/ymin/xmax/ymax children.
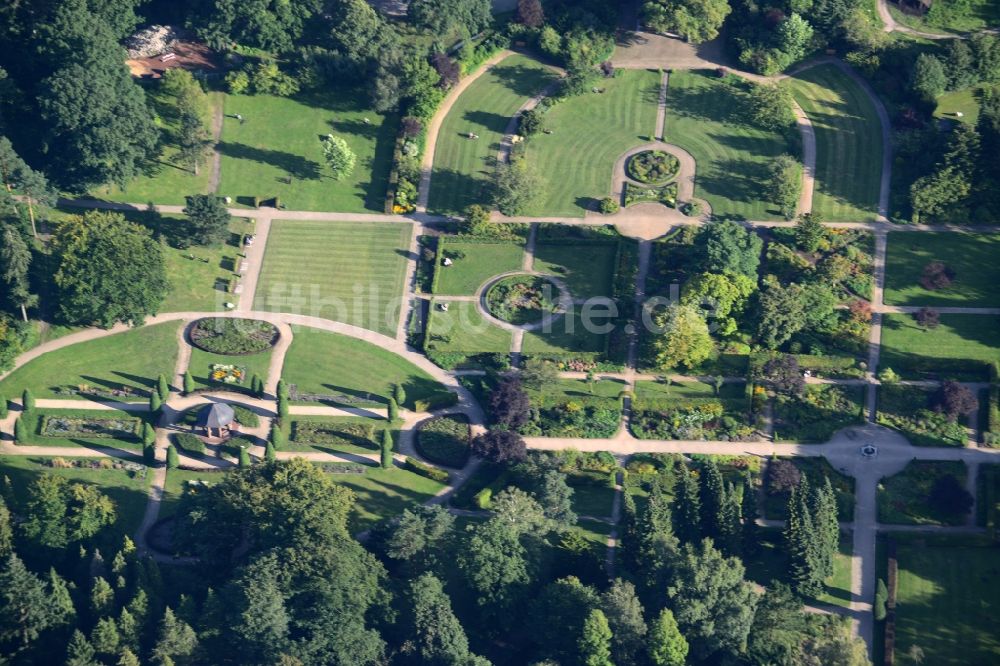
<box><xmin>533</xmin><ymin>242</ymin><xmax>618</xmax><ymax>299</ymax></box>
<box><xmin>744</xmin><ymin>529</ymin><xmax>853</xmax><ymax>608</ymax></box>
<box><xmin>160</xmin><ymin>468</ymin><xmax>225</xmax><ymax>520</ymax></box>
<box><xmin>53</xmin><ymin>207</ymin><xmax>251</xmax><ymax>313</ymax></box>
<box><xmin>888</xmin><ymin>0</ymin><xmax>1000</xmax><ymax>34</ymax></box>
<box><xmin>880</xmin><ymin>313</ymin><xmax>1000</xmax><ymax>380</ymax></box>
<box><xmin>428</xmin><ymin>54</ymin><xmax>559</xmax><ymax>215</ymax></box>
<box><xmin>664</xmin><ymin>71</ymin><xmax>796</xmax><ymax>220</ymax></box>
<box><xmin>88</xmin><ymin>90</ymin><xmax>222</xmax><ymax>205</ymax></box>
<box><xmin>884</xmin><ymin>232</ymin><xmax>1000</xmax><ymax>307</ymax></box>
<box><xmin>426</xmin><ymin>300</ymin><xmax>513</xmax><ymax>353</ymax></box>
<box><xmin>878</xmin><ymin>461</ymin><xmax>970</xmax><ymax>525</ymax></box>
<box><xmin>435</xmin><ymin>239</ymin><xmax>525</xmax><ymax>295</ymax></box>
<box><xmin>16</xmin><ymin>408</ymin><xmax>154</xmax><ymax>449</ymax></box>
<box><xmin>789</xmin><ymin>64</ymin><xmax>883</xmax><ymax>221</ymax></box>
<box><xmin>635</xmin><ymin>379</ymin><xmax>746</xmax><ymax>402</ymax></box>
<box><xmin>567</xmin><ymin>472</ymin><xmax>616</xmax><ymax>518</ymax></box>
<box><xmin>217</xmin><ymin>88</ymin><xmax>396</xmax><ymax>212</ymax></box>
<box><xmin>187</xmin><ymin>346</ymin><xmax>272</xmax><ymax>394</ymax></box>
<box><xmin>0</xmin><ymin>456</ymin><xmax>150</xmax><ymax>551</ymax></box>
<box><xmin>522</xmin><ymin>69</ymin><xmax>661</xmax><ymax>216</ymax></box>
<box><xmin>0</xmin><ymin>322</ymin><xmax>181</xmax><ymax>399</ymax></box>
<box><xmin>334</xmin><ymin>466</ymin><xmax>446</xmax><ymax>532</ymax></box>
<box><xmin>894</xmin><ymin>543</ymin><xmax>1000</xmax><ymax>665</ymax></box>
<box><xmin>286</xmin><ymin>417</ymin><xmax>392</xmax><ymax>454</ymax></box>
<box><xmin>521</xmin><ymin>305</ymin><xmax>609</xmax><ymax>354</ymax></box>
<box><xmin>254</xmin><ymin>220</ymin><xmax>412</xmax><ymax>336</ymax></box>
<box><xmin>282</xmin><ymin>325</ymin><xmax>449</xmax><ymax>408</ymax></box>
<box><xmin>934</xmin><ymin>85</ymin><xmax>985</xmax><ymax>126</ymax></box>
<box><xmin>877</xmin><ymin>384</ymin><xmax>970</xmax><ymax>446</ymax></box>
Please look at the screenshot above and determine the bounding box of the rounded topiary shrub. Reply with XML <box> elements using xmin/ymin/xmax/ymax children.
<box><xmin>485</xmin><ymin>275</ymin><xmax>563</xmax><ymax>326</ymax></box>
<box><xmin>599</xmin><ymin>197</ymin><xmax>619</xmax><ymax>215</ymax></box>
<box><xmin>627</xmin><ymin>150</ymin><xmax>680</xmax><ymax>184</ymax></box>
<box><xmin>189</xmin><ymin>318</ymin><xmax>279</xmax><ymax>355</ymax></box>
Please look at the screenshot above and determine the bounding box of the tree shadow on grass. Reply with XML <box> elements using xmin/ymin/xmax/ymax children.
<box><xmin>490</xmin><ymin>64</ymin><xmax>559</xmax><ymax>98</ymax></box>
<box><xmin>699</xmin><ymin>157</ymin><xmax>766</xmax><ymax>206</ymax></box>
<box><xmin>216</xmin><ymin>141</ymin><xmax>322</xmax><ymax>180</ymax></box>
<box><xmin>462</xmin><ymin>109</ymin><xmax>510</xmax><ymax>132</ymax></box>
<box><xmin>428</xmin><ymin>168</ymin><xmax>493</xmax><ymax>216</ymax></box>
<box><xmin>667</xmin><ymin>78</ymin><xmax>746</xmax><ymax>125</ymax></box>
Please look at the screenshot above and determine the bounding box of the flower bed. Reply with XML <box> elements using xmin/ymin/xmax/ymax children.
<box><xmin>630</xmin><ymin>401</ymin><xmax>754</xmax><ymax>441</ymax></box>
<box><xmin>189</xmin><ymin>318</ymin><xmax>279</xmax><ymax>355</ymax></box>
<box><xmin>47</xmin><ymin>457</ymin><xmax>147</xmax><ymax>477</ymax></box>
<box><xmin>416</xmin><ymin>415</ymin><xmax>471</xmax><ymax>468</ymax></box>
<box><xmin>41</xmin><ymin>415</ymin><xmax>142</xmax><ymax>440</ymax></box>
<box><xmin>627</xmin><ymin>150</ymin><xmax>680</xmax><ymax>184</ymax></box>
<box><xmin>624</xmin><ymin>181</ymin><xmax>678</xmax><ymax>208</ymax></box>
<box><xmin>291</xmin><ymin>420</ymin><xmax>379</xmax><ymax>450</ymax></box>
<box><xmin>484</xmin><ymin>275</ymin><xmax>563</xmax><ymax>325</ymax></box>
<box><xmin>209</xmin><ymin>364</ymin><xmax>246</xmax><ymax>384</ymax></box>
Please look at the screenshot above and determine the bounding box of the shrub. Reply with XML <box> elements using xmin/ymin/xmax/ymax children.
<box><xmin>626</xmin><ymin>150</ymin><xmax>680</xmax><ymax>184</ymax></box>
<box><xmin>173</xmin><ymin>433</ymin><xmax>206</xmax><ymax>457</ymax></box>
<box><xmin>13</xmin><ymin>416</ymin><xmax>26</xmax><ymax>443</ymax></box>
<box><xmin>414</xmin><ymin>392</ymin><xmax>460</xmax><ymax>412</ymax></box>
<box><xmin>874</xmin><ymin>579</ymin><xmax>888</xmax><ymax>621</ymax></box>
<box><xmin>381</xmin><ymin>429</ymin><xmax>393</xmax><ymax>469</ymax></box>
<box><xmin>225</xmin><ymin>70</ymin><xmax>250</xmax><ymax>94</ymax></box>
<box><xmin>0</xmin><ymin>395</ymin><xmax>6</xmax><ymax>419</ymax></box>
<box><xmin>878</xmin><ymin>367</ymin><xmax>900</xmax><ymax>384</ymax></box>
<box><xmin>404</xmin><ymin>457</ymin><xmax>450</xmax><ymax>483</ymax></box>
<box><xmin>265</xmin><ymin>440</ymin><xmax>276</xmax><ymax>462</ymax></box>
<box><xmin>142</xmin><ymin>422</ymin><xmax>156</xmax><ymax>447</ymax></box>
<box><xmin>519</xmin><ymin>108</ymin><xmax>543</xmax><ymax>135</ymax></box>
<box><xmin>915</xmin><ymin>307</ymin><xmax>940</xmax><ymax>328</ymax></box>
<box><xmin>388</xmin><ymin>397</ymin><xmax>399</xmax><ymax>421</ymax></box>
<box><xmin>599</xmin><ymin>197</ymin><xmax>619</xmax><ymax>215</ymax></box>
<box><xmin>166</xmin><ymin>444</ymin><xmax>179</xmax><ymax>469</ymax></box>
<box><xmin>475</xmin><ymin>487</ymin><xmax>493</xmax><ymax>509</ymax></box>
<box><xmin>932</xmin><ymin>380</ymin><xmax>978</xmax><ymax>422</ymax></box>
<box><xmin>766</xmin><ymin>459</ymin><xmax>802</xmax><ymax>494</ymax></box>
<box><xmin>238</xmin><ymin>446</ymin><xmax>251</xmax><ymax>468</ymax></box>
<box><xmin>471</xmin><ymin>430</ymin><xmax>527</xmax><ymax>463</ymax></box>
<box><xmin>183</xmin><ymin>370</ymin><xmax>194</xmax><ymax>395</ymax></box>
<box><xmin>929</xmin><ymin>473</ymin><xmax>973</xmax><ymax>515</ymax></box>
<box><xmin>416</xmin><ymin>415</ymin><xmax>471</xmax><ymax>468</ymax></box>
<box><xmin>157</xmin><ymin>374</ymin><xmax>170</xmax><ymax>401</ymax></box>
<box><xmin>231</xmin><ymin>405</ymin><xmax>260</xmax><ymax>428</ymax></box>
<box><xmin>149</xmin><ymin>392</ymin><xmax>162</xmax><ymax>414</ymax></box>
<box><xmin>189</xmin><ymin>318</ymin><xmax>279</xmax><ymax>355</ymax></box>
<box><xmin>21</xmin><ymin>389</ymin><xmax>34</xmax><ymax>412</ymax></box>
<box><xmin>270</xmin><ymin>421</ymin><xmax>287</xmax><ymax>450</ymax></box>
<box><xmin>920</xmin><ymin>261</ymin><xmax>954</xmax><ymax>290</ymax></box>
<box><xmin>277</xmin><ymin>394</ymin><xmax>289</xmax><ymax>419</ymax></box>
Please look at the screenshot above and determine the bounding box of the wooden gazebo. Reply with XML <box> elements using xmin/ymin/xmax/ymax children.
<box><xmin>195</xmin><ymin>403</ymin><xmax>235</xmax><ymax>439</ymax></box>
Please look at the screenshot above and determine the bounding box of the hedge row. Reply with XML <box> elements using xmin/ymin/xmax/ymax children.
<box><xmin>172</xmin><ymin>433</ymin><xmax>206</xmax><ymax>457</ymax></box>
<box><xmin>404</xmin><ymin>457</ymin><xmax>450</xmax><ymax>483</ymax></box>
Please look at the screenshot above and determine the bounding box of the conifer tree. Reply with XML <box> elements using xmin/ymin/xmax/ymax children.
<box><xmin>648</xmin><ymin>608</ymin><xmax>688</xmax><ymax>666</ymax></box>
<box><xmin>66</xmin><ymin>629</ymin><xmax>99</xmax><ymax>666</ymax></box>
<box><xmin>874</xmin><ymin>578</ymin><xmax>888</xmax><ymax>621</ymax></box>
<box><xmin>0</xmin><ymin>554</ymin><xmax>57</xmax><ymax>647</ymax></box>
<box><xmin>699</xmin><ymin>458</ymin><xmax>726</xmax><ymax>538</ymax></box>
<box><xmin>117</xmin><ymin>608</ymin><xmax>139</xmax><ymax>651</ymax></box>
<box><xmin>13</xmin><ymin>416</ymin><xmax>25</xmax><ymax>443</ymax></box>
<box><xmin>812</xmin><ymin>476</ymin><xmax>840</xmax><ymax>581</ymax></box>
<box><xmin>90</xmin><ymin>576</ymin><xmax>114</xmax><ymax>617</ymax></box>
<box><xmin>619</xmin><ymin>491</ymin><xmax>640</xmax><ymax>571</ymax></box>
<box><xmin>784</xmin><ymin>475</ymin><xmax>821</xmax><ymax>596</ymax></box>
<box><xmin>269</xmin><ymin>421</ymin><xmax>286</xmax><ymax>450</ymax></box>
<box><xmin>578</xmin><ymin>608</ymin><xmax>613</xmax><ymax>666</ymax></box>
<box><xmin>0</xmin><ymin>394</ymin><xmax>7</xmax><ymax>419</ymax></box>
<box><xmin>183</xmin><ymin>370</ymin><xmax>194</xmax><ymax>395</ymax></box>
<box><xmin>276</xmin><ymin>393</ymin><xmax>289</xmax><ymax>419</ymax></box>
<box><xmin>740</xmin><ymin>475</ymin><xmax>759</xmax><ymax>556</ymax></box>
<box><xmin>21</xmin><ymin>388</ymin><xmax>34</xmax><ymax>412</ymax></box>
<box><xmin>276</xmin><ymin>378</ymin><xmax>288</xmax><ymax>400</ymax></box>
<box><xmin>601</xmin><ymin>579</ymin><xmax>646</xmax><ymax>664</ymax></box>
<box><xmin>394</xmin><ymin>383</ymin><xmax>406</xmax><ymax>406</ymax></box>
<box><xmin>149</xmin><ymin>391</ymin><xmax>161</xmax><ymax>414</ymax></box>
<box><xmin>672</xmin><ymin>460</ymin><xmax>702</xmax><ymax>544</ymax></box>
<box><xmin>238</xmin><ymin>446</ymin><xmax>251</xmax><ymax>468</ymax></box>
<box><xmin>166</xmin><ymin>444</ymin><xmax>179</xmax><ymax>469</ymax></box>
<box><xmin>151</xmin><ymin>607</ymin><xmax>198</xmax><ymax>665</ymax></box>
<box><xmin>117</xmin><ymin>648</ymin><xmax>140</xmax><ymax>666</ymax></box>
<box><xmin>0</xmin><ymin>498</ymin><xmax>12</xmax><ymax>557</ymax></box>
<box><xmin>48</xmin><ymin>568</ymin><xmax>76</xmax><ymax>626</ymax></box>
<box><xmin>265</xmin><ymin>440</ymin><xmax>276</xmax><ymax>462</ymax></box>
<box><xmin>142</xmin><ymin>422</ymin><xmax>156</xmax><ymax>447</ymax></box>
<box><xmin>717</xmin><ymin>482</ymin><xmax>743</xmax><ymax>556</ymax></box>
<box><xmin>381</xmin><ymin>429</ymin><xmax>393</xmax><ymax>469</ymax></box>
<box><xmin>157</xmin><ymin>374</ymin><xmax>170</xmax><ymax>401</ymax></box>
<box><xmin>388</xmin><ymin>397</ymin><xmax>399</xmax><ymax>421</ymax></box>
<box><xmin>91</xmin><ymin>616</ymin><xmax>120</xmax><ymax>655</ymax></box>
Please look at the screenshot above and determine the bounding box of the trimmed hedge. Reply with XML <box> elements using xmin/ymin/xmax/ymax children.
<box><xmin>172</xmin><ymin>432</ymin><xmax>206</xmax><ymax>457</ymax></box>
<box><xmin>416</xmin><ymin>415</ymin><xmax>471</xmax><ymax>468</ymax></box>
<box><xmin>231</xmin><ymin>404</ymin><xmax>260</xmax><ymax>428</ymax></box>
<box><xmin>404</xmin><ymin>457</ymin><xmax>450</xmax><ymax>483</ymax></box>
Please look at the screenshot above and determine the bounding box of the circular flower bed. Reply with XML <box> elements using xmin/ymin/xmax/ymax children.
<box><xmin>189</xmin><ymin>318</ymin><xmax>279</xmax><ymax>355</ymax></box>
<box><xmin>485</xmin><ymin>275</ymin><xmax>563</xmax><ymax>325</ymax></box>
<box><xmin>627</xmin><ymin>150</ymin><xmax>680</xmax><ymax>184</ymax></box>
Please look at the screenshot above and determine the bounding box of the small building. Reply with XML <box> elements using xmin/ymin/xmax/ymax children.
<box><xmin>195</xmin><ymin>403</ymin><xmax>235</xmax><ymax>439</ymax></box>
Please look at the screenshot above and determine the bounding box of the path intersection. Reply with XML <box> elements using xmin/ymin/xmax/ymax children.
<box><xmin>5</xmin><ymin>30</ymin><xmax>1000</xmax><ymax>660</ymax></box>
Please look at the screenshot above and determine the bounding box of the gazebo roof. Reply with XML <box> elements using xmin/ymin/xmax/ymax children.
<box><xmin>196</xmin><ymin>403</ymin><xmax>235</xmax><ymax>429</ymax></box>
